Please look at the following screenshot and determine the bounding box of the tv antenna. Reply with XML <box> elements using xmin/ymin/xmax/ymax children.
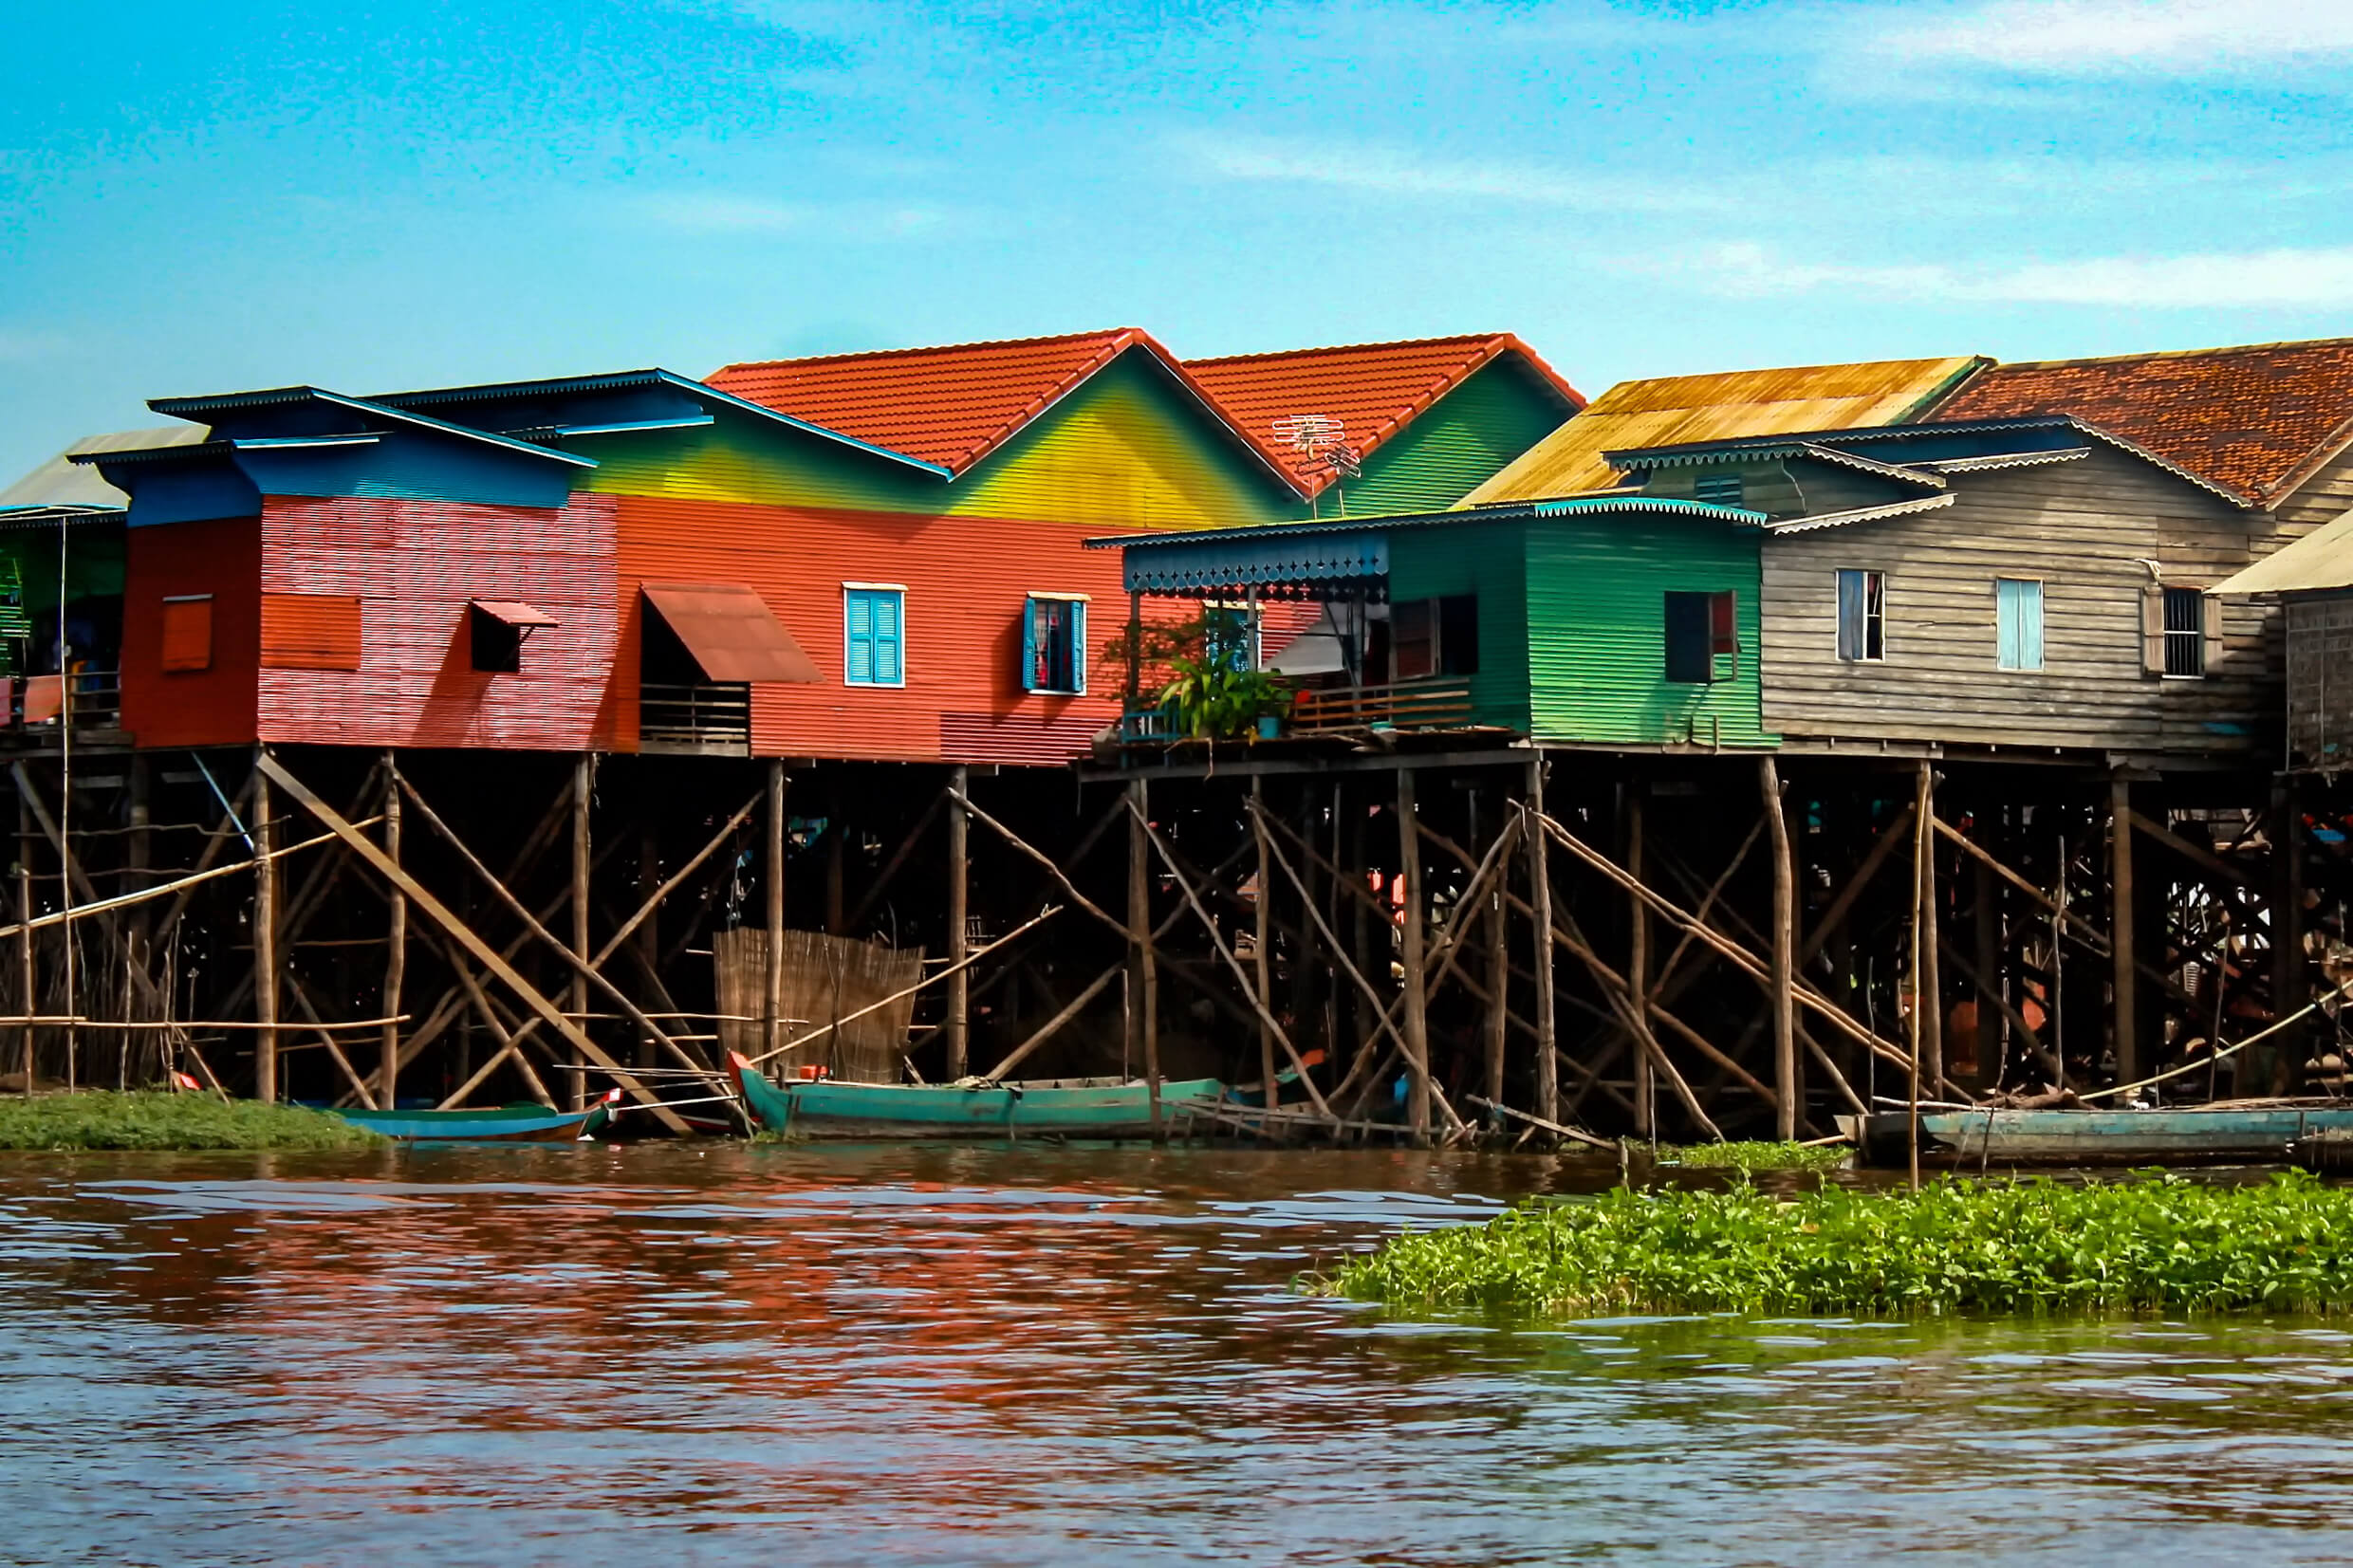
<box><xmin>1270</xmin><ymin>415</ymin><xmax>1362</xmax><ymax>516</ymax></box>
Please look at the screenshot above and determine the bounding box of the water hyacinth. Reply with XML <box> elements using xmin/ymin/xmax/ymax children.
<box><xmin>0</xmin><ymin>1091</ymin><xmax>386</xmax><ymax>1152</ymax></box>
<box><xmin>1650</xmin><ymin>1140</ymin><xmax>1850</xmax><ymax>1171</ymax></box>
<box><xmin>1314</xmin><ymin>1173</ymin><xmax>2353</xmax><ymax>1318</ymax></box>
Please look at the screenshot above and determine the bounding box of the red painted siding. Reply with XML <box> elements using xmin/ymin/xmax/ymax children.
<box><xmin>256</xmin><ymin>493</ymin><xmax>620</xmax><ymax>750</ymax></box>
<box><xmin>611</xmin><ymin>497</ymin><xmax>1139</xmax><ymax>764</ymax></box>
<box><xmin>122</xmin><ymin>516</ymin><xmax>263</xmax><ymax>748</ymax></box>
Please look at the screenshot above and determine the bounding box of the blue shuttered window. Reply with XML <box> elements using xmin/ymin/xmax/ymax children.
<box><xmin>843</xmin><ymin>586</ymin><xmax>905</xmax><ymax>687</ymax></box>
<box><xmin>1995</xmin><ymin>578</ymin><xmax>2044</xmax><ymax>672</ymax></box>
<box><xmin>1021</xmin><ymin>596</ymin><xmax>1086</xmax><ymax>694</ymax></box>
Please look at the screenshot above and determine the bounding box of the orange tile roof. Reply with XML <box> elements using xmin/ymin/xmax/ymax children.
<box><xmin>1936</xmin><ymin>338</ymin><xmax>2353</xmax><ymax>506</ymax></box>
<box><xmin>1185</xmin><ymin>334</ymin><xmax>1583</xmax><ymax>496</ymax></box>
<box><xmin>706</xmin><ymin>328</ymin><xmax>1301</xmax><ymax>489</ymax></box>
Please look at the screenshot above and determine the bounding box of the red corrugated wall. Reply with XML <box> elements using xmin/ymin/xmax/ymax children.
<box><xmin>612</xmin><ymin>497</ymin><xmax>1143</xmax><ymax>765</ymax></box>
<box><xmin>256</xmin><ymin>493</ymin><xmax>620</xmax><ymax>750</ymax></box>
<box><xmin>122</xmin><ymin>515</ymin><xmax>263</xmax><ymax>748</ymax></box>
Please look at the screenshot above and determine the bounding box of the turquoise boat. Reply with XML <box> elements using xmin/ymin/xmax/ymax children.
<box><xmin>726</xmin><ymin>1052</ymin><xmax>1222</xmax><ymax>1139</ymax></box>
<box><xmin>333</xmin><ymin>1091</ymin><xmax>619</xmax><ymax>1144</ymax></box>
<box><xmin>1860</xmin><ymin>1104</ymin><xmax>2353</xmax><ymax>1167</ymax></box>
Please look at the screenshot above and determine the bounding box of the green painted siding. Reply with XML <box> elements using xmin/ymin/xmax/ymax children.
<box><xmin>1329</xmin><ymin>360</ymin><xmax>1574</xmax><ymax>518</ymax></box>
<box><xmin>1523</xmin><ymin>514</ymin><xmax>1775</xmax><ymax>747</ymax></box>
<box><xmin>1386</xmin><ymin>521</ymin><xmax>1530</xmax><ymax>730</ymax></box>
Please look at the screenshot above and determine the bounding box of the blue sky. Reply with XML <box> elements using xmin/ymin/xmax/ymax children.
<box><xmin>4</xmin><ymin>0</ymin><xmax>2350</xmax><ymax>480</ymax></box>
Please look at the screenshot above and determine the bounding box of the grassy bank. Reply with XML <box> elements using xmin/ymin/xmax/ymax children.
<box><xmin>1314</xmin><ymin>1173</ymin><xmax>2353</xmax><ymax>1318</ymax></box>
<box><xmin>0</xmin><ymin>1091</ymin><xmax>386</xmax><ymax>1152</ymax></box>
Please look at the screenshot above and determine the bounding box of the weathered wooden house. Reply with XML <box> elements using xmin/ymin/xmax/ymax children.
<box><xmin>2216</xmin><ymin>510</ymin><xmax>2353</xmax><ymax>774</ymax></box>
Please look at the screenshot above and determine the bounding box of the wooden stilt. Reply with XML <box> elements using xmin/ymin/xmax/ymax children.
<box><xmin>2270</xmin><ymin>778</ymin><xmax>2304</xmax><ymax>1098</ymax></box>
<box><xmin>635</xmin><ymin>802</ymin><xmax>658</xmax><ymax>1077</ymax></box>
<box><xmin>766</xmin><ymin>759</ymin><xmax>787</xmax><ymax>1061</ymax></box>
<box><xmin>1761</xmin><ymin>757</ymin><xmax>1797</xmax><ymax>1142</ymax></box>
<box><xmin>15</xmin><ymin>848</ymin><xmax>31</xmax><ymax>1099</ymax></box>
<box><xmin>1908</xmin><ymin>765</ymin><xmax>1928</xmax><ymax>1190</ymax></box>
<box><xmin>1919</xmin><ymin>765</ymin><xmax>1943</xmax><ymax>1097</ymax></box>
<box><xmin>1397</xmin><ymin>767</ymin><xmax>1430</xmax><ymax>1143</ymax></box>
<box><xmin>572</xmin><ymin>755</ymin><xmax>593</xmax><ymax>1109</ymax></box>
<box><xmin>1129</xmin><ymin>778</ymin><xmax>1161</xmax><ymax>1139</ymax></box>
<box><xmin>381</xmin><ymin>752</ymin><xmax>404</xmax><ymax>1110</ymax></box>
<box><xmin>1627</xmin><ymin>784</ymin><xmax>1653</xmax><ymax>1142</ymax></box>
<box><xmin>824</xmin><ymin>774</ymin><xmax>845</xmax><ymax>935</ymax></box>
<box><xmin>253</xmin><ymin>747</ymin><xmax>279</xmax><ymax>1102</ymax></box>
<box><xmin>946</xmin><ymin>764</ymin><xmax>969</xmax><ymax>1079</ymax></box>
<box><xmin>1526</xmin><ymin>756</ymin><xmax>1558</xmax><ymax>1127</ymax></box>
<box><xmin>1973</xmin><ymin>817</ymin><xmax>2000</xmax><ymax>1090</ymax></box>
<box><xmin>1252</xmin><ymin>777</ymin><xmax>1278</xmax><ymax>1130</ymax></box>
<box><xmin>2110</xmin><ymin>771</ymin><xmax>2139</xmax><ymax>1085</ymax></box>
<box><xmin>1485</xmin><ymin>790</ymin><xmax>1509</xmax><ymax>1116</ymax></box>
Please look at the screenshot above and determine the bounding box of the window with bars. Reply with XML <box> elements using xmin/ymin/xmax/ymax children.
<box><xmin>2162</xmin><ymin>585</ymin><xmax>2205</xmax><ymax>677</ymax></box>
<box><xmin>1835</xmin><ymin>569</ymin><xmax>1884</xmax><ymax>662</ymax></box>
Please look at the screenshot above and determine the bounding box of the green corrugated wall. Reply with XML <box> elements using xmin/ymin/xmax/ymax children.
<box><xmin>1522</xmin><ymin>513</ymin><xmax>1775</xmax><ymax>747</ymax></box>
<box><xmin>1329</xmin><ymin>360</ymin><xmax>1573</xmax><ymax>518</ymax></box>
<box><xmin>1386</xmin><ymin>520</ymin><xmax>1530</xmax><ymax>730</ymax></box>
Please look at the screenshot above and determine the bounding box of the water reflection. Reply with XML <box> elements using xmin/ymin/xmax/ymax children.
<box><xmin>0</xmin><ymin>1144</ymin><xmax>2349</xmax><ymax>1564</ymax></box>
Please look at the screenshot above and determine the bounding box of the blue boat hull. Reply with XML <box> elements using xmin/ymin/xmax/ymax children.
<box><xmin>332</xmin><ymin>1101</ymin><xmax>612</xmax><ymax>1143</ymax></box>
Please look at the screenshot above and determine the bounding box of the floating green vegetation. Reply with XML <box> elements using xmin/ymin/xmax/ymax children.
<box><xmin>1653</xmin><ymin>1140</ymin><xmax>1850</xmax><ymax>1171</ymax></box>
<box><xmin>0</xmin><ymin>1091</ymin><xmax>386</xmax><ymax>1152</ymax></box>
<box><xmin>1313</xmin><ymin>1173</ymin><xmax>2353</xmax><ymax>1318</ymax></box>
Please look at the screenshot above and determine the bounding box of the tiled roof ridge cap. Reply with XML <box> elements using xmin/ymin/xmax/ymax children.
<box><xmin>711</xmin><ymin>326</ymin><xmax>1141</xmax><ymax>377</ymax></box>
<box><xmin>1183</xmin><ymin>332</ymin><xmax>1512</xmax><ymax>366</ymax></box>
<box><xmin>1981</xmin><ymin>336</ymin><xmax>2353</xmax><ymax>372</ymax></box>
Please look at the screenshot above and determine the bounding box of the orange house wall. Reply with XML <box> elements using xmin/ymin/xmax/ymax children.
<box><xmin>121</xmin><ymin>515</ymin><xmax>263</xmax><ymax>749</ymax></box>
<box><xmin>611</xmin><ymin>497</ymin><xmax>1141</xmax><ymax>765</ymax></box>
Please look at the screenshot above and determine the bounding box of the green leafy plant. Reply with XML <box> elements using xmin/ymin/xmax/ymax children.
<box><xmin>1653</xmin><ymin>1140</ymin><xmax>1851</xmax><ymax>1171</ymax></box>
<box><xmin>1157</xmin><ymin>655</ymin><xmax>1293</xmax><ymax>739</ymax></box>
<box><xmin>1307</xmin><ymin>1171</ymin><xmax>2353</xmax><ymax>1318</ymax></box>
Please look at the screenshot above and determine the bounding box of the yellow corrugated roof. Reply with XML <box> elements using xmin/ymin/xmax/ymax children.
<box><xmin>1454</xmin><ymin>356</ymin><xmax>1990</xmax><ymax>507</ymax></box>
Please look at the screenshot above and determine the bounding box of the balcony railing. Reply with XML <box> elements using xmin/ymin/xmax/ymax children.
<box><xmin>640</xmin><ymin>681</ymin><xmax>750</xmax><ymax>752</ymax></box>
<box><xmin>1288</xmin><ymin>678</ymin><xmax>1474</xmax><ymax>735</ymax></box>
<box><xmin>10</xmin><ymin>672</ymin><xmax>122</xmax><ymax>735</ymax></box>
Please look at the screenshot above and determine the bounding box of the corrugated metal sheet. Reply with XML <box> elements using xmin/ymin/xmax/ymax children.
<box><xmin>1386</xmin><ymin>519</ymin><xmax>1530</xmax><ymax>729</ymax></box>
<box><xmin>261</xmin><ymin>593</ymin><xmax>363</xmax><ymax>669</ymax></box>
<box><xmin>1459</xmin><ymin>357</ymin><xmax>1988</xmax><ymax>507</ymax></box>
<box><xmin>641</xmin><ymin>581</ymin><xmax>822</xmax><ymax>683</ymax></box>
<box><xmin>1330</xmin><ymin>359</ymin><xmax>1578</xmax><ymax>516</ymax></box>
<box><xmin>254</xmin><ymin>492</ymin><xmax>620</xmax><ymax>750</ymax></box>
<box><xmin>582</xmin><ymin>358</ymin><xmax>1294</xmax><ymax>532</ymax></box>
<box><xmin>0</xmin><ymin>427</ymin><xmax>211</xmax><ymax>511</ymax></box>
<box><xmin>2218</xmin><ymin>507</ymin><xmax>2353</xmax><ymax>595</ymax></box>
<box><xmin>1522</xmin><ymin>511</ymin><xmax>1774</xmax><ymax>747</ymax></box>
<box><xmin>1184</xmin><ymin>335</ymin><xmax>1582</xmax><ymax>497</ymax></box>
<box><xmin>121</xmin><ymin>515</ymin><xmax>262</xmax><ymax>748</ymax></box>
<box><xmin>612</xmin><ymin>496</ymin><xmax>1132</xmax><ymax>766</ymax></box>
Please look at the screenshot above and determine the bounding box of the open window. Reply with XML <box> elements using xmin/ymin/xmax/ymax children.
<box><xmin>1835</xmin><ymin>569</ymin><xmax>1884</xmax><ymax>662</ymax></box>
<box><xmin>1021</xmin><ymin>595</ymin><xmax>1087</xmax><ymax>694</ymax></box>
<box><xmin>1664</xmin><ymin>590</ymin><xmax>1737</xmax><ymax>685</ymax></box>
<box><xmin>1391</xmin><ymin>595</ymin><xmax>1479</xmax><ymax>681</ymax></box>
<box><xmin>469</xmin><ymin>600</ymin><xmax>557</xmax><ymax>674</ymax></box>
<box><xmin>2142</xmin><ymin>582</ymin><xmax>2221</xmax><ymax>679</ymax></box>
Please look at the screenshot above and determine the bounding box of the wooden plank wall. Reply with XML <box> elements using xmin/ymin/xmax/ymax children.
<box><xmin>1756</xmin><ymin>447</ymin><xmax>2276</xmax><ymax>755</ymax></box>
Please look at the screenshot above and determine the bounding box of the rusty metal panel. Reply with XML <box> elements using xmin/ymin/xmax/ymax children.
<box><xmin>1461</xmin><ymin>357</ymin><xmax>1987</xmax><ymax>506</ymax></box>
<box><xmin>260</xmin><ymin>593</ymin><xmax>361</xmax><ymax>670</ymax></box>
<box><xmin>122</xmin><ymin>514</ymin><xmax>261</xmax><ymax>748</ymax></box>
<box><xmin>641</xmin><ymin>581</ymin><xmax>821</xmax><ymax>683</ymax></box>
<box><xmin>254</xmin><ymin>491</ymin><xmax>620</xmax><ymax>750</ymax></box>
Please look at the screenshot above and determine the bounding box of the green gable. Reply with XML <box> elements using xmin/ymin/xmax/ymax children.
<box><xmin>1329</xmin><ymin>359</ymin><xmax>1577</xmax><ymax>519</ymax></box>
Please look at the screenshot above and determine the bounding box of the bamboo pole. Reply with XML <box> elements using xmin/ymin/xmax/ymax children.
<box><xmin>1762</xmin><ymin>757</ymin><xmax>1797</xmax><ymax>1142</ymax></box>
<box><xmin>1919</xmin><ymin>763</ymin><xmax>1943</xmax><ymax>1098</ymax></box>
<box><xmin>1909</xmin><ymin>764</ymin><xmax>1928</xmax><ymax>1190</ymax></box>
<box><xmin>380</xmin><ymin>753</ymin><xmax>404</xmax><ymax>1111</ymax></box>
<box><xmin>744</xmin><ymin>906</ymin><xmax>1060</xmax><ymax>1067</ymax></box>
<box><xmin>15</xmin><ymin>856</ymin><xmax>30</xmax><ymax>1099</ymax></box>
<box><xmin>1485</xmin><ymin>796</ymin><xmax>1509</xmax><ymax>1115</ymax></box>
<box><xmin>766</xmin><ymin>760</ymin><xmax>786</xmax><ymax>1061</ymax></box>
<box><xmin>570</xmin><ymin>755</ymin><xmax>593</xmax><ymax>1109</ymax></box>
<box><xmin>1627</xmin><ymin>785</ymin><xmax>1653</xmax><ymax>1142</ymax></box>
<box><xmin>982</xmin><ymin>963</ymin><xmax>1120</xmax><ymax>1084</ymax></box>
<box><xmin>2110</xmin><ymin>771</ymin><xmax>2139</xmax><ymax>1086</ymax></box>
<box><xmin>1397</xmin><ymin>767</ymin><xmax>1430</xmax><ymax>1143</ymax></box>
<box><xmin>1252</xmin><ymin>776</ymin><xmax>1278</xmax><ymax>1129</ymax></box>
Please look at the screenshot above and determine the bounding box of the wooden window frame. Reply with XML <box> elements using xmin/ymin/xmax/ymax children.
<box><xmin>843</xmin><ymin>583</ymin><xmax>907</xmax><ymax>689</ymax></box>
<box><xmin>1835</xmin><ymin>569</ymin><xmax>1884</xmax><ymax>663</ymax></box>
<box><xmin>1664</xmin><ymin>589</ymin><xmax>1737</xmax><ymax>686</ymax></box>
<box><xmin>2145</xmin><ymin>581</ymin><xmax>2218</xmax><ymax>680</ymax></box>
<box><xmin>1994</xmin><ymin>577</ymin><xmax>2045</xmax><ymax>673</ymax></box>
<box><xmin>1021</xmin><ymin>593</ymin><xmax>1088</xmax><ymax>696</ymax></box>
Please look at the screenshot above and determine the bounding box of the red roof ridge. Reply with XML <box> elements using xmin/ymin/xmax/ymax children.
<box><xmin>1183</xmin><ymin>332</ymin><xmax>1517</xmax><ymax>367</ymax></box>
<box><xmin>1984</xmin><ymin>335</ymin><xmax>2353</xmax><ymax>372</ymax></box>
<box><xmin>712</xmin><ymin>326</ymin><xmax>1142</xmax><ymax>378</ymax></box>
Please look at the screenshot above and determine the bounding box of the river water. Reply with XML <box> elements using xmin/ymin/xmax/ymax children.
<box><xmin>4</xmin><ymin>1144</ymin><xmax>2353</xmax><ymax>1565</ymax></box>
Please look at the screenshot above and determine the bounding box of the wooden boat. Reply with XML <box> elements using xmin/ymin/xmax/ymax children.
<box><xmin>1858</xmin><ymin>1103</ymin><xmax>2353</xmax><ymax>1167</ymax></box>
<box><xmin>725</xmin><ymin>1051</ymin><xmax>1223</xmax><ymax>1139</ymax></box>
<box><xmin>333</xmin><ymin>1090</ymin><xmax>620</xmax><ymax>1144</ymax></box>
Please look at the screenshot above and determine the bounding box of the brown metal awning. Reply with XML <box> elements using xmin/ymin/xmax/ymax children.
<box><xmin>640</xmin><ymin>582</ymin><xmax>822</xmax><ymax>683</ymax></box>
<box><xmin>471</xmin><ymin>600</ymin><xmax>562</xmax><ymax>628</ymax></box>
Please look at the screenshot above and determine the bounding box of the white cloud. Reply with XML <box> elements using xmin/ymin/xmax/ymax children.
<box><xmin>1175</xmin><ymin>133</ymin><xmax>1735</xmax><ymax>215</ymax></box>
<box><xmin>1675</xmin><ymin>240</ymin><xmax>2353</xmax><ymax>308</ymax></box>
<box><xmin>1870</xmin><ymin>0</ymin><xmax>2353</xmax><ymax>75</ymax></box>
<box><xmin>637</xmin><ymin>193</ymin><xmax>951</xmax><ymax>238</ymax></box>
